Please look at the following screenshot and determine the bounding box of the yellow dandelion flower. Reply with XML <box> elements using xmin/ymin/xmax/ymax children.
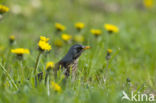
<box><xmin>46</xmin><ymin>61</ymin><xmax>55</xmax><ymax>70</ymax></box>
<box><xmin>54</xmin><ymin>39</ymin><xmax>64</xmax><ymax>47</ymax></box>
<box><xmin>74</xmin><ymin>35</ymin><xmax>84</xmax><ymax>43</ymax></box>
<box><xmin>91</xmin><ymin>29</ymin><xmax>102</xmax><ymax>36</ymax></box>
<box><xmin>11</xmin><ymin>48</ymin><xmax>30</xmax><ymax>55</ymax></box>
<box><xmin>144</xmin><ymin>0</ymin><xmax>153</xmax><ymax>8</ymax></box>
<box><xmin>51</xmin><ymin>81</ymin><xmax>62</xmax><ymax>92</ymax></box>
<box><xmin>0</xmin><ymin>5</ymin><xmax>9</xmax><ymax>14</ymax></box>
<box><xmin>38</xmin><ymin>40</ymin><xmax>51</xmax><ymax>51</ymax></box>
<box><xmin>104</xmin><ymin>24</ymin><xmax>119</xmax><ymax>33</ymax></box>
<box><xmin>75</xmin><ymin>22</ymin><xmax>85</xmax><ymax>31</ymax></box>
<box><xmin>55</xmin><ymin>23</ymin><xmax>66</xmax><ymax>32</ymax></box>
<box><xmin>107</xmin><ymin>49</ymin><xmax>112</xmax><ymax>54</ymax></box>
<box><xmin>40</xmin><ymin>36</ymin><xmax>49</xmax><ymax>42</ymax></box>
<box><xmin>61</xmin><ymin>34</ymin><xmax>72</xmax><ymax>41</ymax></box>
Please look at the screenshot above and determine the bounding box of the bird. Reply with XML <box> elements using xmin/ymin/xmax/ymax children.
<box><xmin>54</xmin><ymin>44</ymin><xmax>90</xmax><ymax>77</ymax></box>
<box><xmin>36</xmin><ymin>44</ymin><xmax>90</xmax><ymax>84</ymax></box>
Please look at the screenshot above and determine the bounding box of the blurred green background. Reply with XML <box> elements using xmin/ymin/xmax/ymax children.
<box><xmin>0</xmin><ymin>0</ymin><xmax>156</xmax><ymax>103</ymax></box>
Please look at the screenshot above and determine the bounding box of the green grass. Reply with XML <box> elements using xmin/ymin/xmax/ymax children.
<box><xmin>0</xmin><ymin>0</ymin><xmax>156</xmax><ymax>103</ymax></box>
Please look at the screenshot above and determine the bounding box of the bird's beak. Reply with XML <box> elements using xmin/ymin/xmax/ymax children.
<box><xmin>83</xmin><ymin>46</ymin><xmax>91</xmax><ymax>50</ymax></box>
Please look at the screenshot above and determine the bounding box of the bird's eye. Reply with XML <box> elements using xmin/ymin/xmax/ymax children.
<box><xmin>75</xmin><ymin>48</ymin><xmax>81</xmax><ymax>52</ymax></box>
<box><xmin>76</xmin><ymin>47</ymin><xmax>82</xmax><ymax>52</ymax></box>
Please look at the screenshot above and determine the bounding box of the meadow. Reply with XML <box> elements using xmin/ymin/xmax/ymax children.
<box><xmin>0</xmin><ymin>0</ymin><xmax>156</xmax><ymax>103</ymax></box>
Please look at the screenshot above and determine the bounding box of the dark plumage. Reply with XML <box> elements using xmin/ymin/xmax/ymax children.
<box><xmin>36</xmin><ymin>44</ymin><xmax>90</xmax><ymax>83</ymax></box>
<box><xmin>54</xmin><ymin>44</ymin><xmax>90</xmax><ymax>77</ymax></box>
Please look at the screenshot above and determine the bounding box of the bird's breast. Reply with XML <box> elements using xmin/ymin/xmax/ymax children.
<box><xmin>71</xmin><ymin>59</ymin><xmax>79</xmax><ymax>72</ymax></box>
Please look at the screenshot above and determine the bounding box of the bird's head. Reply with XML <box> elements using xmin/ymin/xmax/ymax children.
<box><xmin>69</xmin><ymin>44</ymin><xmax>90</xmax><ymax>59</ymax></box>
<box><xmin>61</xmin><ymin>44</ymin><xmax>90</xmax><ymax>63</ymax></box>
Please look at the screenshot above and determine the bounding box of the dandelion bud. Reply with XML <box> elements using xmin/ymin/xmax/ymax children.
<box><xmin>46</xmin><ymin>61</ymin><xmax>55</xmax><ymax>72</ymax></box>
<box><xmin>9</xmin><ymin>35</ymin><xmax>15</xmax><ymax>45</ymax></box>
<box><xmin>106</xmin><ymin>49</ymin><xmax>112</xmax><ymax>60</ymax></box>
